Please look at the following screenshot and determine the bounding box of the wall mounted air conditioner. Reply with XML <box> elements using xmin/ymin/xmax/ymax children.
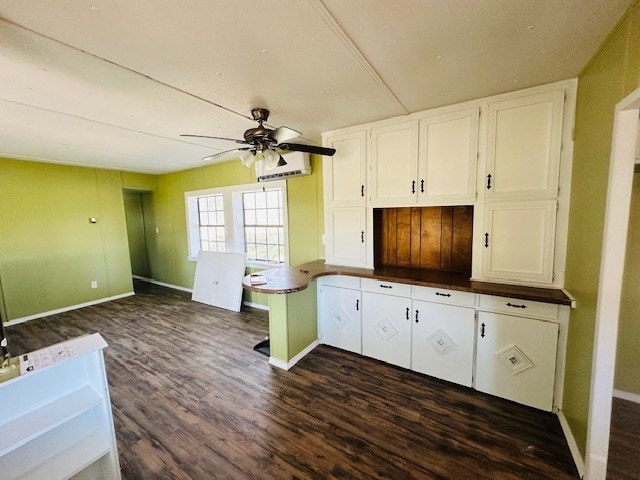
<box><xmin>255</xmin><ymin>152</ymin><xmax>311</xmax><ymax>182</ymax></box>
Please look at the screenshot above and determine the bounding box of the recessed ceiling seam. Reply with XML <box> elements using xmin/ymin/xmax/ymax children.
<box><xmin>0</xmin><ymin>18</ymin><xmax>263</xmax><ymax>129</ymax></box>
<box><xmin>307</xmin><ymin>0</ymin><xmax>409</xmax><ymax>116</ymax></box>
<box><xmin>0</xmin><ymin>96</ymin><xmax>220</xmax><ymax>151</ymax></box>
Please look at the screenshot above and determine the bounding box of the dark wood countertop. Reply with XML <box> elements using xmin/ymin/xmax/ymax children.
<box><xmin>242</xmin><ymin>260</ymin><xmax>574</xmax><ymax>306</ymax></box>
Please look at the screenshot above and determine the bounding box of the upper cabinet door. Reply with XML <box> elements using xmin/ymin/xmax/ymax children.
<box><xmin>418</xmin><ymin>107</ymin><xmax>479</xmax><ymax>205</ymax></box>
<box><xmin>485</xmin><ymin>90</ymin><xmax>565</xmax><ymax>199</ymax></box>
<box><xmin>370</xmin><ymin>120</ymin><xmax>419</xmax><ymax>207</ymax></box>
<box><xmin>324</xmin><ymin>130</ymin><xmax>367</xmax><ymax>208</ymax></box>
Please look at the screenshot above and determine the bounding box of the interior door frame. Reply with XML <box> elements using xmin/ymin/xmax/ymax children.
<box><xmin>585</xmin><ymin>85</ymin><xmax>640</xmax><ymax>479</ymax></box>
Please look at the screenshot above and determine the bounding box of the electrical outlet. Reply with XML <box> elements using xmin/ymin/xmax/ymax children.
<box><xmin>155</xmin><ymin>227</ymin><xmax>160</xmax><ymax>234</ymax></box>
<box><xmin>91</xmin><ymin>281</ymin><xmax>98</xmax><ymax>289</ymax></box>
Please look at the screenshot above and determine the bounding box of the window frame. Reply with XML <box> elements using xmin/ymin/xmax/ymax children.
<box><xmin>185</xmin><ymin>180</ymin><xmax>289</xmax><ymax>267</ymax></box>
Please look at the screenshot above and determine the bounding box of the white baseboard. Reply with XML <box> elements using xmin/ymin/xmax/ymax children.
<box><xmin>132</xmin><ymin>275</ymin><xmax>193</xmax><ymax>293</ymax></box>
<box><xmin>557</xmin><ymin>410</ymin><xmax>585</xmax><ymax>479</ymax></box>
<box><xmin>269</xmin><ymin>340</ymin><xmax>320</xmax><ymax>371</ymax></box>
<box><xmin>613</xmin><ymin>389</ymin><xmax>640</xmax><ymax>404</ymax></box>
<box><xmin>4</xmin><ymin>292</ymin><xmax>135</xmax><ymax>327</ymax></box>
<box><xmin>242</xmin><ymin>301</ymin><xmax>269</xmax><ymax>311</ymax></box>
<box><xmin>133</xmin><ymin>275</ymin><xmax>269</xmax><ymax>311</ymax></box>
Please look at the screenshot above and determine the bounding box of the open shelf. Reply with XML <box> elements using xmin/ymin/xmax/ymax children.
<box><xmin>0</xmin><ymin>385</ymin><xmax>103</xmax><ymax>457</ymax></box>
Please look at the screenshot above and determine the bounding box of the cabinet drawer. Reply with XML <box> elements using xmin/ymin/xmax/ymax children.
<box><xmin>412</xmin><ymin>286</ymin><xmax>476</xmax><ymax>307</ymax></box>
<box><xmin>361</xmin><ymin>278</ymin><xmax>412</xmax><ymax>297</ymax></box>
<box><xmin>317</xmin><ymin>275</ymin><xmax>361</xmax><ymax>290</ymax></box>
<box><xmin>478</xmin><ymin>294</ymin><xmax>558</xmax><ymax>320</ymax></box>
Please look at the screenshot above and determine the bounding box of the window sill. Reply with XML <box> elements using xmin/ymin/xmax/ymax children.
<box><xmin>187</xmin><ymin>255</ymin><xmax>285</xmax><ymax>269</ymax></box>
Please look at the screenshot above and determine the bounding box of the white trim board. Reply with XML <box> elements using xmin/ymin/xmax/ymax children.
<box><xmin>269</xmin><ymin>340</ymin><xmax>319</xmax><ymax>371</ymax></box>
<box><xmin>613</xmin><ymin>389</ymin><xmax>640</xmax><ymax>404</ymax></box>
<box><xmin>133</xmin><ymin>275</ymin><xmax>269</xmax><ymax>311</ymax></box>
<box><xmin>132</xmin><ymin>275</ymin><xmax>193</xmax><ymax>293</ymax></box>
<box><xmin>585</xmin><ymin>84</ymin><xmax>640</xmax><ymax>480</ymax></box>
<box><xmin>3</xmin><ymin>292</ymin><xmax>135</xmax><ymax>327</ymax></box>
<box><xmin>558</xmin><ymin>410</ymin><xmax>586</xmax><ymax>479</ymax></box>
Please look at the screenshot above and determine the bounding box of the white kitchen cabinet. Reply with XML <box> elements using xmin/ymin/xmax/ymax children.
<box><xmin>318</xmin><ymin>284</ymin><xmax>362</xmax><ymax>354</ymax></box>
<box><xmin>418</xmin><ymin>107</ymin><xmax>479</xmax><ymax>204</ymax></box>
<box><xmin>325</xmin><ymin>206</ymin><xmax>367</xmax><ymax>267</ymax></box>
<box><xmin>485</xmin><ymin>90</ymin><xmax>565</xmax><ymax>199</ymax></box>
<box><xmin>323</xmin><ymin>130</ymin><xmax>367</xmax><ymax>208</ymax></box>
<box><xmin>482</xmin><ymin>200</ymin><xmax>557</xmax><ymax>284</ymax></box>
<box><xmin>475</xmin><ymin>312</ymin><xmax>558</xmax><ymax>411</ymax></box>
<box><xmin>0</xmin><ymin>334</ymin><xmax>121</xmax><ymax>480</ymax></box>
<box><xmin>362</xmin><ymin>291</ymin><xmax>412</xmax><ymax>368</ymax></box>
<box><xmin>412</xmin><ymin>300</ymin><xmax>476</xmax><ymax>387</ymax></box>
<box><xmin>370</xmin><ymin>119</ymin><xmax>419</xmax><ymax>206</ymax></box>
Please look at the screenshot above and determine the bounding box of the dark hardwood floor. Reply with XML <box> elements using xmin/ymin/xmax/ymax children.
<box><xmin>6</xmin><ymin>280</ymin><xmax>578</xmax><ymax>479</ymax></box>
<box><xmin>608</xmin><ymin>397</ymin><xmax>640</xmax><ymax>480</ymax></box>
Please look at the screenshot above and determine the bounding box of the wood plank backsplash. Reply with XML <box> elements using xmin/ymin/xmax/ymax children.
<box><xmin>375</xmin><ymin>206</ymin><xmax>473</xmax><ymax>273</ymax></box>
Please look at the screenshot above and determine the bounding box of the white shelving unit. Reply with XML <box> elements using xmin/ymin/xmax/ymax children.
<box><xmin>0</xmin><ymin>334</ymin><xmax>121</xmax><ymax>480</ymax></box>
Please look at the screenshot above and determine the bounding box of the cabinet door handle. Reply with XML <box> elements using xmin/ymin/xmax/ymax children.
<box><xmin>411</xmin><ymin>180</ymin><xmax>416</xmax><ymax>194</ymax></box>
<box><xmin>361</xmin><ymin>231</ymin><xmax>365</xmax><ymax>243</ymax></box>
<box><xmin>484</xmin><ymin>233</ymin><xmax>489</xmax><ymax>248</ymax></box>
<box><xmin>379</xmin><ymin>284</ymin><xmax>393</xmax><ymax>289</ymax></box>
<box><xmin>435</xmin><ymin>292</ymin><xmax>451</xmax><ymax>297</ymax></box>
<box><xmin>356</xmin><ymin>299</ymin><xmax>359</xmax><ymax>311</ymax></box>
<box><xmin>415</xmin><ymin>309</ymin><xmax>419</xmax><ymax>323</ymax></box>
<box><xmin>487</xmin><ymin>174</ymin><xmax>492</xmax><ymax>190</ymax></box>
<box><xmin>405</xmin><ymin>307</ymin><xmax>410</xmax><ymax>320</ymax></box>
<box><xmin>361</xmin><ymin>185</ymin><xmax>365</xmax><ymax>197</ymax></box>
<box><xmin>506</xmin><ymin>302</ymin><xmax>527</xmax><ymax>309</ymax></box>
<box><xmin>420</xmin><ymin>179</ymin><xmax>424</xmax><ymax>193</ymax></box>
<box><xmin>480</xmin><ymin>322</ymin><xmax>486</xmax><ymax>338</ymax></box>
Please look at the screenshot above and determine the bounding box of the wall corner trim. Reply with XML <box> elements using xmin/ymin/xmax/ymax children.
<box><xmin>132</xmin><ymin>275</ymin><xmax>193</xmax><ymax>293</ymax></box>
<box><xmin>558</xmin><ymin>410</ymin><xmax>586</xmax><ymax>478</ymax></box>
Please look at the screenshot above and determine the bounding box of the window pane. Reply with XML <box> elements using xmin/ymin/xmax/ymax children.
<box><xmin>207</xmin><ymin>197</ymin><xmax>216</xmax><ymax>210</ymax></box>
<box><xmin>266</xmin><ymin>190</ymin><xmax>279</xmax><ymax>208</ymax></box>
<box><xmin>198</xmin><ymin>197</ymin><xmax>207</xmax><ymax>210</ymax></box>
<box><xmin>256</xmin><ymin>209</ymin><xmax>268</xmax><ymax>225</ymax></box>
<box><xmin>200</xmin><ymin>212</ymin><xmax>208</xmax><ymax>225</ymax></box>
<box><xmin>279</xmin><ymin>246</ymin><xmax>285</xmax><ymax>261</ymax></box>
<box><xmin>256</xmin><ymin>244</ymin><xmax>267</xmax><ymax>261</ymax></box>
<box><xmin>255</xmin><ymin>192</ymin><xmax>267</xmax><ymax>208</ymax></box>
<box><xmin>245</xmin><ymin>209</ymin><xmax>256</xmax><ymax>225</ymax></box>
<box><xmin>243</xmin><ymin>192</ymin><xmax>255</xmax><ymax>209</ymax></box>
<box><xmin>268</xmin><ymin>244</ymin><xmax>279</xmax><ymax>262</ymax></box>
<box><xmin>267</xmin><ymin>227</ymin><xmax>279</xmax><ymax>244</ymax></box>
<box><xmin>245</xmin><ymin>227</ymin><xmax>255</xmax><ymax>243</ymax></box>
<box><xmin>279</xmin><ymin>229</ymin><xmax>284</xmax><ymax>244</ymax></box>
<box><xmin>216</xmin><ymin>227</ymin><xmax>225</xmax><ymax>242</ymax></box>
<box><xmin>247</xmin><ymin>244</ymin><xmax>256</xmax><ymax>260</ymax></box>
<box><xmin>216</xmin><ymin>195</ymin><xmax>224</xmax><ymax>210</ymax></box>
<box><xmin>255</xmin><ymin>227</ymin><xmax>267</xmax><ymax>243</ymax></box>
<box><xmin>200</xmin><ymin>227</ymin><xmax>208</xmax><ymax>241</ymax></box>
<box><xmin>216</xmin><ymin>211</ymin><xmax>225</xmax><ymax>226</ymax></box>
<box><xmin>267</xmin><ymin>208</ymin><xmax>279</xmax><ymax>225</ymax></box>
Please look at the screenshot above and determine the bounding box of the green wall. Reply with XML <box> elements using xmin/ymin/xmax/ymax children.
<box><xmin>0</xmin><ymin>158</ymin><xmax>140</xmax><ymax>321</ymax></box>
<box><xmin>563</xmin><ymin>0</ymin><xmax>640</xmax><ymax>456</ymax></box>
<box><xmin>616</xmin><ymin>174</ymin><xmax>640</xmax><ymax>394</ymax></box>
<box><xmin>142</xmin><ymin>156</ymin><xmax>324</xmax><ymax>309</ymax></box>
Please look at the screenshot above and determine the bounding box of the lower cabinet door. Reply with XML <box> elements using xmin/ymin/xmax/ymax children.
<box><xmin>362</xmin><ymin>292</ymin><xmax>412</xmax><ymax>368</ymax></box>
<box><xmin>411</xmin><ymin>300</ymin><xmax>475</xmax><ymax>387</ymax></box>
<box><xmin>319</xmin><ymin>285</ymin><xmax>362</xmax><ymax>354</ymax></box>
<box><xmin>475</xmin><ymin>312</ymin><xmax>559</xmax><ymax>411</ymax></box>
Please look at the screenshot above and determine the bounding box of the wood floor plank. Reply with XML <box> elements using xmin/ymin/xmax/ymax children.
<box><xmin>5</xmin><ymin>280</ymin><xmax>579</xmax><ymax>480</ymax></box>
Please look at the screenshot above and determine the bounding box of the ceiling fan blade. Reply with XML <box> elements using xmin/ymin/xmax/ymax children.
<box><xmin>278</xmin><ymin>143</ymin><xmax>337</xmax><ymax>156</ymax></box>
<box><xmin>181</xmin><ymin>134</ymin><xmax>247</xmax><ymax>145</ymax></box>
<box><xmin>202</xmin><ymin>147</ymin><xmax>251</xmax><ymax>162</ymax></box>
<box><xmin>272</xmin><ymin>126</ymin><xmax>301</xmax><ymax>144</ymax></box>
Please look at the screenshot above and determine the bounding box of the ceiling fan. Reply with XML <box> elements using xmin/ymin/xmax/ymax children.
<box><xmin>181</xmin><ymin>108</ymin><xmax>336</xmax><ymax>169</ymax></box>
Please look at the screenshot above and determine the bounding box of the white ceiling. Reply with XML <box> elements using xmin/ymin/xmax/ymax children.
<box><xmin>0</xmin><ymin>0</ymin><xmax>633</xmax><ymax>174</ymax></box>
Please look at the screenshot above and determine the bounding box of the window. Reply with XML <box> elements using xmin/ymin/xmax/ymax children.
<box><xmin>185</xmin><ymin>181</ymin><xmax>288</xmax><ymax>266</ymax></box>
<box><xmin>197</xmin><ymin>194</ymin><xmax>225</xmax><ymax>252</ymax></box>
<box><xmin>242</xmin><ymin>189</ymin><xmax>285</xmax><ymax>263</ymax></box>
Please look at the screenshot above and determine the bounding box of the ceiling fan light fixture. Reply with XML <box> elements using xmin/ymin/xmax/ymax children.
<box><xmin>263</xmin><ymin>148</ymin><xmax>280</xmax><ymax>170</ymax></box>
<box><xmin>239</xmin><ymin>150</ymin><xmax>255</xmax><ymax>168</ymax></box>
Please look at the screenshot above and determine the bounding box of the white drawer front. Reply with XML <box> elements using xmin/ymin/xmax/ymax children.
<box><xmin>412</xmin><ymin>286</ymin><xmax>476</xmax><ymax>307</ymax></box>
<box><xmin>317</xmin><ymin>275</ymin><xmax>361</xmax><ymax>290</ymax></box>
<box><xmin>361</xmin><ymin>278</ymin><xmax>412</xmax><ymax>297</ymax></box>
<box><xmin>478</xmin><ymin>294</ymin><xmax>559</xmax><ymax>320</ymax></box>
